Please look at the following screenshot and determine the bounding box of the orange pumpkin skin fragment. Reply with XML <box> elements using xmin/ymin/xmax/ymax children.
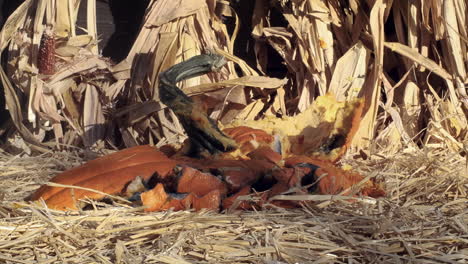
<box><xmin>29</xmin><ymin>145</ymin><xmax>176</xmax><ymax>210</ymax></box>
<box><xmin>161</xmin><ymin>193</ymin><xmax>194</xmax><ymax>211</ymax></box>
<box><xmin>222</xmin><ymin>186</ymin><xmax>252</xmax><ymax>210</ymax></box>
<box><xmin>192</xmin><ymin>189</ymin><xmax>222</xmax><ymax>211</ymax></box>
<box><xmin>176</xmin><ymin>167</ymin><xmax>227</xmax><ymax>197</ymax></box>
<box><xmin>141</xmin><ymin>183</ymin><xmax>169</xmax><ymax>212</ymax></box>
<box><xmin>173</xmin><ymin>157</ymin><xmax>275</xmax><ymax>192</ymax></box>
<box><xmin>223</xmin><ymin>126</ymin><xmax>274</xmax><ymax>146</ymax></box>
<box><xmin>223</xmin><ymin>126</ymin><xmax>274</xmax><ymax>153</ymax></box>
<box><xmin>284</xmin><ymin>156</ymin><xmax>385</xmax><ymax>198</ymax></box>
<box><xmin>42</xmin><ymin>162</ymin><xmax>174</xmax><ymax>210</ymax></box>
<box><xmin>315</xmin><ymin>166</ymin><xmax>363</xmax><ymax>195</ymax></box>
<box><xmin>215</xmin><ymin>160</ymin><xmax>275</xmax><ymax>192</ymax></box>
<box><xmin>360</xmin><ymin>185</ymin><xmax>386</xmax><ymax>198</ymax></box>
<box><xmin>247</xmin><ymin>146</ymin><xmax>282</xmax><ymax>165</ymax></box>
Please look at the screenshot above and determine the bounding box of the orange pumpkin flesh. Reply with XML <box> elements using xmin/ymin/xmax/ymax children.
<box><xmin>141</xmin><ymin>183</ymin><xmax>169</xmax><ymax>212</ymax></box>
<box><xmin>141</xmin><ymin>185</ymin><xmax>195</xmax><ymax>212</ymax></box>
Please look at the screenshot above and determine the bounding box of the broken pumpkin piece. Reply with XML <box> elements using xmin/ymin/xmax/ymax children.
<box><xmin>284</xmin><ymin>155</ymin><xmax>385</xmax><ymax>197</ymax></box>
<box><xmin>160</xmin><ymin>193</ymin><xmax>194</xmax><ymax>211</ymax></box>
<box><xmin>141</xmin><ymin>183</ymin><xmax>168</xmax><ymax>212</ymax></box>
<box><xmin>29</xmin><ymin>145</ymin><xmax>174</xmax><ymax>202</ymax></box>
<box><xmin>223</xmin><ymin>126</ymin><xmax>274</xmax><ymax>146</ymax></box>
<box><xmin>192</xmin><ymin>189</ymin><xmax>222</xmax><ymax>211</ymax></box>
<box><xmin>28</xmin><ymin>145</ymin><xmax>176</xmax><ymax>210</ymax></box>
<box><xmin>270</xmin><ymin>164</ymin><xmax>319</xmax><ymax>192</ymax></box>
<box><xmin>176</xmin><ymin>167</ymin><xmax>227</xmax><ymax>196</ymax></box>
<box><xmin>315</xmin><ymin>165</ymin><xmax>367</xmax><ymax>196</ymax></box>
<box><xmin>172</xmin><ymin>157</ymin><xmax>275</xmax><ymax>192</ymax></box>
<box><xmin>217</xmin><ymin>166</ymin><xmax>259</xmax><ymax>192</ymax></box>
<box><xmin>214</xmin><ymin>160</ymin><xmax>275</xmax><ymax>192</ymax></box>
<box><xmin>360</xmin><ymin>183</ymin><xmax>386</xmax><ymax>198</ymax></box>
<box><xmin>222</xmin><ymin>186</ymin><xmax>252</xmax><ymax>210</ymax></box>
<box><xmin>227</xmin><ymin>94</ymin><xmax>365</xmax><ymax>162</ymax></box>
<box><xmin>247</xmin><ymin>146</ymin><xmax>283</xmax><ymax>165</ymax></box>
<box><xmin>33</xmin><ymin>162</ymin><xmax>175</xmax><ymax>211</ymax></box>
<box><xmin>312</xmin><ymin>95</ymin><xmax>365</xmax><ymax>162</ymax></box>
<box><xmin>223</xmin><ymin>126</ymin><xmax>274</xmax><ymax>154</ymax></box>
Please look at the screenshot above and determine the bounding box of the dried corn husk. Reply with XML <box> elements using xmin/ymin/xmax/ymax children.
<box><xmin>0</xmin><ymin>0</ymin><xmax>467</xmax><ymax>155</ymax></box>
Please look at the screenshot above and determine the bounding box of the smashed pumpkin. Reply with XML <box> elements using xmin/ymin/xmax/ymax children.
<box><xmin>27</xmin><ymin>54</ymin><xmax>385</xmax><ymax>211</ymax></box>
<box><xmin>28</xmin><ymin>122</ymin><xmax>385</xmax><ymax>211</ymax></box>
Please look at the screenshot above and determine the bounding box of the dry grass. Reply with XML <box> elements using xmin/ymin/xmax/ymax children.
<box><xmin>0</xmin><ymin>148</ymin><xmax>466</xmax><ymax>264</ymax></box>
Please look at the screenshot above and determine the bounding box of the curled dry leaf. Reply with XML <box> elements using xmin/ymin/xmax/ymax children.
<box><xmin>384</xmin><ymin>42</ymin><xmax>452</xmax><ymax>80</ymax></box>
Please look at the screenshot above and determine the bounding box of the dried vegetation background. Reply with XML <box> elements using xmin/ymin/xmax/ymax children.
<box><xmin>0</xmin><ymin>0</ymin><xmax>467</xmax><ymax>263</ymax></box>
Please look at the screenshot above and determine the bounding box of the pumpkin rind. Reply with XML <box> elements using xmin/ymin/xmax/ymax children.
<box><xmin>192</xmin><ymin>189</ymin><xmax>222</xmax><ymax>211</ymax></box>
<box><xmin>29</xmin><ymin>145</ymin><xmax>176</xmax><ymax>210</ymax></box>
<box><xmin>176</xmin><ymin>167</ymin><xmax>227</xmax><ymax>197</ymax></box>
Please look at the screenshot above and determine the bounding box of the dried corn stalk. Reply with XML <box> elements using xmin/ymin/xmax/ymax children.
<box><xmin>0</xmin><ymin>0</ymin><xmax>286</xmax><ymax>151</ymax></box>
<box><xmin>0</xmin><ymin>0</ymin><xmax>467</xmax><ymax>155</ymax></box>
<box><xmin>247</xmin><ymin>0</ymin><xmax>467</xmax><ymax>153</ymax></box>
